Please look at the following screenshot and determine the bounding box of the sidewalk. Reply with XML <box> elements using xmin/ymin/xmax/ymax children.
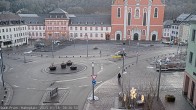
<box><xmin>0</xmin><ymin>82</ymin><xmax>13</xmax><ymax>105</ymax></box>
<box><xmin>83</xmin><ymin>56</ymin><xmax>194</xmax><ymax>110</ymax></box>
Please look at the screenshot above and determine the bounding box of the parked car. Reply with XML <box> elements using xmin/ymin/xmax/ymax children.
<box><xmin>115</xmin><ymin>51</ymin><xmax>126</xmax><ymax>57</ymax></box>
<box><xmin>34</xmin><ymin>42</ymin><xmax>45</xmax><ymax>49</ymax></box>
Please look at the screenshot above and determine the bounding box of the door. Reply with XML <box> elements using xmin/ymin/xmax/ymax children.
<box><xmin>152</xmin><ymin>34</ymin><xmax>156</xmax><ymax>41</ymax></box>
<box><xmin>190</xmin><ymin>81</ymin><xmax>195</xmax><ymax>102</ymax></box>
<box><xmin>116</xmin><ymin>34</ymin><xmax>120</xmax><ymax>40</ymax></box>
<box><xmin>134</xmin><ymin>33</ymin><xmax>139</xmax><ymax>40</ymax></box>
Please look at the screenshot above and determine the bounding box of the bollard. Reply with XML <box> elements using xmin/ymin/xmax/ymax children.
<box><xmin>5</xmin><ymin>90</ymin><xmax>7</xmax><ymax>94</ymax></box>
<box><xmin>126</xmin><ymin>67</ymin><xmax>127</xmax><ymax>69</ymax></box>
<box><xmin>129</xmin><ymin>65</ymin><xmax>130</xmax><ymax>67</ymax></box>
<box><xmin>4</xmin><ymin>88</ymin><xmax>6</xmax><ymax>90</ymax></box>
<box><xmin>1</xmin><ymin>100</ymin><xmax>3</xmax><ymax>105</ymax></box>
<box><xmin>3</xmin><ymin>95</ymin><xmax>6</xmax><ymax>99</ymax></box>
<box><xmin>73</xmin><ymin>56</ymin><xmax>74</xmax><ymax>58</ymax></box>
<box><xmin>66</xmin><ymin>56</ymin><xmax>67</xmax><ymax>58</ymax></box>
<box><xmin>80</xmin><ymin>56</ymin><xmax>81</xmax><ymax>58</ymax></box>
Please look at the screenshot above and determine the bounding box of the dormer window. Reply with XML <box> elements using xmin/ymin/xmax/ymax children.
<box><xmin>86</xmin><ymin>22</ymin><xmax>88</xmax><ymax>24</ymax></box>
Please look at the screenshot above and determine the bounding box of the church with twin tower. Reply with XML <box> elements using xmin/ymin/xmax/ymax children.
<box><xmin>111</xmin><ymin>0</ymin><xmax>165</xmax><ymax>41</ymax></box>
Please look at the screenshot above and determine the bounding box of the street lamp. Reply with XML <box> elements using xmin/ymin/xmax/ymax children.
<box><xmin>92</xmin><ymin>62</ymin><xmax>95</xmax><ymax>100</ymax></box>
<box><xmin>136</xmin><ymin>42</ymin><xmax>139</xmax><ymax>64</ymax></box>
<box><xmin>0</xmin><ymin>48</ymin><xmax>4</xmax><ymax>87</ymax></box>
<box><xmin>49</xmin><ymin>33</ymin><xmax>54</xmax><ymax>58</ymax></box>
<box><xmin>86</xmin><ymin>34</ymin><xmax>88</xmax><ymax>57</ymax></box>
<box><xmin>157</xmin><ymin>61</ymin><xmax>162</xmax><ymax>101</ymax></box>
<box><xmin>121</xmin><ymin>48</ymin><xmax>125</xmax><ymax>94</ymax></box>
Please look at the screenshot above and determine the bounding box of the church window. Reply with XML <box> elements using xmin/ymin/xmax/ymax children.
<box><xmin>154</xmin><ymin>8</ymin><xmax>158</xmax><ymax>18</ymax></box>
<box><xmin>117</xmin><ymin>8</ymin><xmax>121</xmax><ymax>18</ymax></box>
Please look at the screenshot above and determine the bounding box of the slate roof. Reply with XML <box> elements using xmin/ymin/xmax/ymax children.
<box><xmin>48</xmin><ymin>8</ymin><xmax>69</xmax><ymax>19</ymax></box>
<box><xmin>163</xmin><ymin>20</ymin><xmax>173</xmax><ymax>28</ymax></box>
<box><xmin>19</xmin><ymin>14</ymin><xmax>47</xmax><ymax>25</ymax></box>
<box><xmin>0</xmin><ymin>12</ymin><xmax>21</xmax><ymax>21</ymax></box>
<box><xmin>69</xmin><ymin>14</ymin><xmax>111</xmax><ymax>26</ymax></box>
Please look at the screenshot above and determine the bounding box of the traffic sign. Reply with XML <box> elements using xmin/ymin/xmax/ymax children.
<box><xmin>92</xmin><ymin>80</ymin><xmax>96</xmax><ymax>85</ymax></box>
<box><xmin>91</xmin><ymin>75</ymin><xmax>97</xmax><ymax>79</ymax></box>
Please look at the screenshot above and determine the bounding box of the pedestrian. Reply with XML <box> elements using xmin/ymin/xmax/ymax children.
<box><xmin>117</xmin><ymin>73</ymin><xmax>121</xmax><ymax>85</ymax></box>
<box><xmin>118</xmin><ymin>73</ymin><xmax>121</xmax><ymax>80</ymax></box>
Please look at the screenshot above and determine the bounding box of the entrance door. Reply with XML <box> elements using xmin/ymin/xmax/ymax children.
<box><xmin>133</xmin><ymin>33</ymin><xmax>139</xmax><ymax>40</ymax></box>
<box><xmin>116</xmin><ymin>34</ymin><xmax>120</xmax><ymax>40</ymax></box>
<box><xmin>190</xmin><ymin>81</ymin><xmax>195</xmax><ymax>102</ymax></box>
<box><xmin>152</xmin><ymin>34</ymin><xmax>156</xmax><ymax>41</ymax></box>
<box><xmin>106</xmin><ymin>34</ymin><xmax>110</xmax><ymax>40</ymax></box>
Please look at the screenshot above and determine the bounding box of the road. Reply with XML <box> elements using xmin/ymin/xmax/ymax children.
<box><xmin>2</xmin><ymin>42</ymin><xmax>180</xmax><ymax>109</ymax></box>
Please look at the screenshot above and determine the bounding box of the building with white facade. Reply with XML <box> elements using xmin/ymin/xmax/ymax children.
<box><xmin>69</xmin><ymin>15</ymin><xmax>111</xmax><ymax>40</ymax></box>
<box><xmin>19</xmin><ymin>14</ymin><xmax>46</xmax><ymax>39</ymax></box>
<box><xmin>162</xmin><ymin>20</ymin><xmax>173</xmax><ymax>43</ymax></box>
<box><xmin>0</xmin><ymin>12</ymin><xmax>28</xmax><ymax>48</ymax></box>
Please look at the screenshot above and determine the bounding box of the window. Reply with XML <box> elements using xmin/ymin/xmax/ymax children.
<box><xmin>143</xmin><ymin>12</ymin><xmax>147</xmax><ymax>26</ymax></box>
<box><xmin>189</xmin><ymin>52</ymin><xmax>193</xmax><ymax>64</ymax></box>
<box><xmin>0</xmin><ymin>36</ymin><xmax>1</xmax><ymax>39</ymax></box>
<box><xmin>90</xmin><ymin>27</ymin><xmax>92</xmax><ymax>30</ymax></box>
<box><xmin>85</xmin><ymin>27</ymin><xmax>87</xmax><ymax>30</ymax></box>
<box><xmin>90</xmin><ymin>33</ymin><xmax>92</xmax><ymax>37</ymax></box>
<box><xmin>154</xmin><ymin>8</ymin><xmax>158</xmax><ymax>18</ymax></box>
<box><xmin>128</xmin><ymin>12</ymin><xmax>131</xmax><ymax>25</ymax></box>
<box><xmin>40</xmin><ymin>33</ymin><xmax>42</xmax><ymax>36</ymax></box>
<box><xmin>128</xmin><ymin>30</ymin><xmax>131</xmax><ymax>35</ymax></box>
<box><xmin>117</xmin><ymin>8</ymin><xmax>121</xmax><ymax>18</ymax></box>
<box><xmin>101</xmin><ymin>27</ymin><xmax>103</xmax><ymax>31</ymax></box>
<box><xmin>2</xmin><ymin>29</ymin><xmax>4</xmax><ymax>32</ymax></box>
<box><xmin>70</xmin><ymin>27</ymin><xmax>72</xmax><ymax>30</ymax></box>
<box><xmin>135</xmin><ymin>8</ymin><xmax>140</xmax><ymax>18</ymax></box>
<box><xmin>101</xmin><ymin>34</ymin><xmax>103</xmax><ymax>38</ymax></box>
<box><xmin>96</xmin><ymin>33</ymin><xmax>98</xmax><ymax>37</ymax></box>
<box><xmin>192</xmin><ymin>30</ymin><xmax>196</xmax><ymax>41</ymax></box>
<box><xmin>142</xmin><ymin>30</ymin><xmax>146</xmax><ymax>35</ymax></box>
<box><xmin>80</xmin><ymin>33</ymin><xmax>82</xmax><ymax>37</ymax></box>
<box><xmin>9</xmin><ymin>28</ymin><xmax>11</xmax><ymax>32</ymax></box>
<box><xmin>75</xmin><ymin>27</ymin><xmax>77</xmax><ymax>30</ymax></box>
<box><xmin>6</xmin><ymin>28</ymin><xmax>8</xmax><ymax>32</ymax></box>
<box><xmin>80</xmin><ymin>27</ymin><xmax>82</xmax><ymax>30</ymax></box>
<box><xmin>106</xmin><ymin>27</ymin><xmax>108</xmax><ymax>31</ymax></box>
<box><xmin>39</xmin><ymin>26</ymin><xmax>41</xmax><ymax>30</ymax></box>
<box><xmin>3</xmin><ymin>35</ymin><xmax>5</xmax><ymax>39</ymax></box>
<box><xmin>96</xmin><ymin>27</ymin><xmax>98</xmax><ymax>30</ymax></box>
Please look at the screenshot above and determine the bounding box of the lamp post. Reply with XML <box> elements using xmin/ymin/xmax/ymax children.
<box><xmin>86</xmin><ymin>34</ymin><xmax>88</xmax><ymax>57</ymax></box>
<box><xmin>24</xmin><ymin>53</ymin><xmax>26</xmax><ymax>63</ymax></box>
<box><xmin>0</xmin><ymin>48</ymin><xmax>4</xmax><ymax>87</ymax></box>
<box><xmin>157</xmin><ymin>61</ymin><xmax>162</xmax><ymax>101</ymax></box>
<box><xmin>49</xmin><ymin>34</ymin><xmax>54</xmax><ymax>58</ymax></box>
<box><xmin>121</xmin><ymin>48</ymin><xmax>125</xmax><ymax>94</ymax></box>
<box><xmin>136</xmin><ymin>42</ymin><xmax>139</xmax><ymax>64</ymax></box>
<box><xmin>92</xmin><ymin>62</ymin><xmax>95</xmax><ymax>100</ymax></box>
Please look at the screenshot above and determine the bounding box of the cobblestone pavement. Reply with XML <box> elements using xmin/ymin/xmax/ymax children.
<box><xmin>83</xmin><ymin>53</ymin><xmax>194</xmax><ymax>110</ymax></box>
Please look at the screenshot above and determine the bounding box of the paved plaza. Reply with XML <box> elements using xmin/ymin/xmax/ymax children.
<box><xmin>0</xmin><ymin>41</ymin><xmax>193</xmax><ymax>110</ymax></box>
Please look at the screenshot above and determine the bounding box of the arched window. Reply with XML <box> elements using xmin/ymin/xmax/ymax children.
<box><xmin>154</xmin><ymin>8</ymin><xmax>158</xmax><ymax>18</ymax></box>
<box><xmin>135</xmin><ymin>8</ymin><xmax>140</xmax><ymax>18</ymax></box>
<box><xmin>117</xmin><ymin>8</ymin><xmax>121</xmax><ymax>18</ymax></box>
<box><xmin>128</xmin><ymin>12</ymin><xmax>131</xmax><ymax>25</ymax></box>
<box><xmin>143</xmin><ymin>8</ymin><xmax>147</xmax><ymax>26</ymax></box>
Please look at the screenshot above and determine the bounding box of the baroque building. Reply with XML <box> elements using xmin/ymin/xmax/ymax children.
<box><xmin>111</xmin><ymin>0</ymin><xmax>165</xmax><ymax>41</ymax></box>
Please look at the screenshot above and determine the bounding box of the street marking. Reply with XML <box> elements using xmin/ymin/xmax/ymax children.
<box><xmin>97</xmin><ymin>66</ymin><xmax>103</xmax><ymax>75</ymax></box>
<box><xmin>97</xmin><ymin>81</ymin><xmax>103</xmax><ymax>84</ymax></box>
<box><xmin>147</xmin><ymin>66</ymin><xmax>154</xmax><ymax>69</ymax></box>
<box><xmin>79</xmin><ymin>85</ymin><xmax>89</xmax><ymax>88</ymax></box>
<box><xmin>13</xmin><ymin>85</ymin><xmax>19</xmax><ymax>88</ymax></box>
<box><xmin>46</xmin><ymin>87</ymin><xmax>70</xmax><ymax>90</ymax></box>
<box><xmin>56</xmin><ymin>77</ymin><xmax>88</xmax><ymax>83</ymax></box>
<box><xmin>26</xmin><ymin>88</ymin><xmax>36</xmax><ymax>90</ymax></box>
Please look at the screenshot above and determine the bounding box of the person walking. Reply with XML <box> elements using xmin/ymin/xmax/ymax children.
<box><xmin>118</xmin><ymin>73</ymin><xmax>121</xmax><ymax>84</ymax></box>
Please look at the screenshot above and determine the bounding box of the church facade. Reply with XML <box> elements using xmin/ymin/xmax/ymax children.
<box><xmin>111</xmin><ymin>0</ymin><xmax>165</xmax><ymax>41</ymax></box>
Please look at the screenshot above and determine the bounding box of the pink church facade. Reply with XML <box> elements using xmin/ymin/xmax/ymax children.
<box><xmin>111</xmin><ymin>0</ymin><xmax>165</xmax><ymax>41</ymax></box>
